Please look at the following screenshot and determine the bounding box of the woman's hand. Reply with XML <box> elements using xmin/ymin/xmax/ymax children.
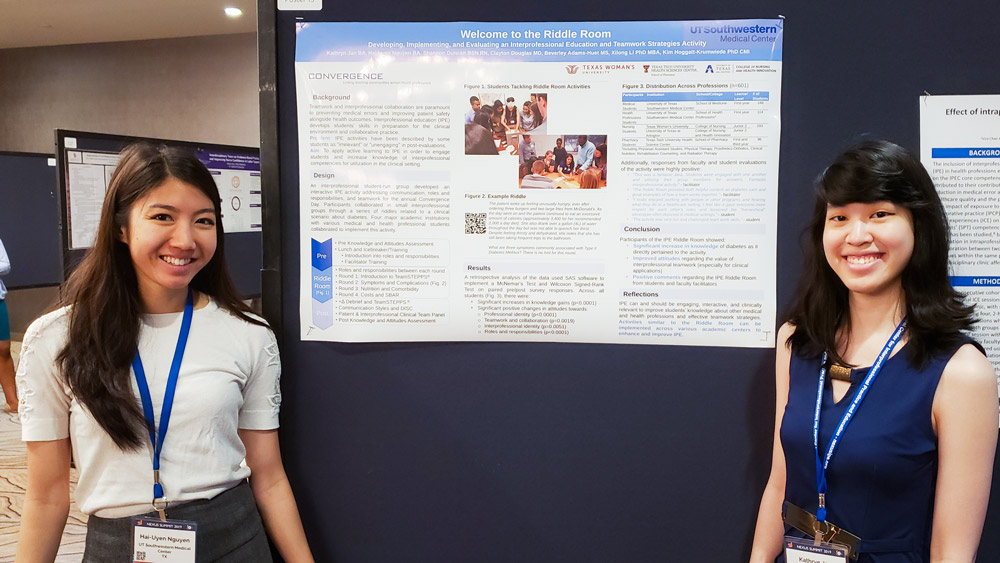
<box><xmin>16</xmin><ymin>439</ymin><xmax>72</xmax><ymax>563</ymax></box>
<box><xmin>241</xmin><ymin>429</ymin><xmax>315</xmax><ymax>563</ymax></box>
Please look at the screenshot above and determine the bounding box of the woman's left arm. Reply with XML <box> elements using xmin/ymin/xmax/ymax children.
<box><xmin>930</xmin><ymin>343</ymin><xmax>998</xmax><ymax>562</ymax></box>
<box><xmin>241</xmin><ymin>428</ymin><xmax>315</xmax><ymax>563</ymax></box>
<box><xmin>0</xmin><ymin>238</ymin><xmax>10</xmax><ymax>275</ymax></box>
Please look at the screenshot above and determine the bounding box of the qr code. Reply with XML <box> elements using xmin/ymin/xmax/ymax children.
<box><xmin>465</xmin><ymin>212</ymin><xmax>487</xmax><ymax>234</ymax></box>
<box><xmin>136</xmin><ymin>552</ymin><xmax>146</xmax><ymax>560</ymax></box>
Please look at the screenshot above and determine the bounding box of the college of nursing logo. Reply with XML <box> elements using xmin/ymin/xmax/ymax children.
<box><xmin>565</xmin><ymin>64</ymin><xmax>579</xmax><ymax>74</ymax></box>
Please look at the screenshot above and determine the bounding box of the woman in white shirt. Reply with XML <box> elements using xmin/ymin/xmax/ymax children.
<box><xmin>16</xmin><ymin>143</ymin><xmax>314</xmax><ymax>562</ymax></box>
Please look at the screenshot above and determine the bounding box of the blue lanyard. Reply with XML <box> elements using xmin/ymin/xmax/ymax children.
<box><xmin>132</xmin><ymin>289</ymin><xmax>194</xmax><ymax>509</ymax></box>
<box><xmin>813</xmin><ymin>318</ymin><xmax>906</xmax><ymax>523</ymax></box>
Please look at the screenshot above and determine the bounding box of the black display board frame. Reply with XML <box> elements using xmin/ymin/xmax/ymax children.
<box><xmin>54</xmin><ymin>129</ymin><xmax>265</xmax><ymax>298</ymax></box>
<box><xmin>259</xmin><ymin>3</ymin><xmax>1000</xmax><ymax>561</ymax></box>
<box><xmin>0</xmin><ymin>151</ymin><xmax>62</xmax><ymax>289</ymax></box>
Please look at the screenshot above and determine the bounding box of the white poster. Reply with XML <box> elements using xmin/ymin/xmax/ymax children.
<box><xmin>196</xmin><ymin>149</ymin><xmax>263</xmax><ymax>232</ymax></box>
<box><xmin>296</xmin><ymin>20</ymin><xmax>784</xmax><ymax>346</ymax></box>
<box><xmin>66</xmin><ymin>151</ymin><xmax>120</xmax><ymax>249</ymax></box>
<box><xmin>920</xmin><ymin>94</ymin><xmax>1000</xmax><ymax>384</ymax></box>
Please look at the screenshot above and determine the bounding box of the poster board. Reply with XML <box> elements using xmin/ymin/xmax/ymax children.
<box><xmin>293</xmin><ymin>21</ymin><xmax>784</xmax><ymax>347</ymax></box>
<box><xmin>919</xmin><ymin>94</ymin><xmax>1000</xmax><ymax>404</ymax></box>
<box><xmin>260</xmin><ymin>3</ymin><xmax>1000</xmax><ymax>561</ymax></box>
<box><xmin>0</xmin><ymin>152</ymin><xmax>61</xmax><ymax>288</ymax></box>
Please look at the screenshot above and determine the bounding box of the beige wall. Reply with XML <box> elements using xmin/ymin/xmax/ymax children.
<box><xmin>0</xmin><ymin>32</ymin><xmax>259</xmax><ymax>335</ymax></box>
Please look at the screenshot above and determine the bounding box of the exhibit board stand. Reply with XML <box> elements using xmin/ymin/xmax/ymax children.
<box><xmin>259</xmin><ymin>2</ymin><xmax>1000</xmax><ymax>560</ymax></box>
<box><xmin>0</xmin><ymin>152</ymin><xmax>61</xmax><ymax>289</ymax></box>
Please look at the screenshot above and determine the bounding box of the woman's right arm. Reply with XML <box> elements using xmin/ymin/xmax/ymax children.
<box><xmin>15</xmin><ymin>312</ymin><xmax>75</xmax><ymax>562</ymax></box>
<box><xmin>749</xmin><ymin>322</ymin><xmax>794</xmax><ymax>563</ymax></box>
<box><xmin>17</xmin><ymin>438</ymin><xmax>72</xmax><ymax>563</ymax></box>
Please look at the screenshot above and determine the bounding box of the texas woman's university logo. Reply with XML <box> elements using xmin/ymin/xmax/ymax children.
<box><xmin>565</xmin><ymin>64</ymin><xmax>579</xmax><ymax>74</ymax></box>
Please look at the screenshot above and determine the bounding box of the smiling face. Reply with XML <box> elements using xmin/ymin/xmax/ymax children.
<box><xmin>823</xmin><ymin>200</ymin><xmax>914</xmax><ymax>299</ymax></box>
<box><xmin>122</xmin><ymin>176</ymin><xmax>218</xmax><ymax>312</ymax></box>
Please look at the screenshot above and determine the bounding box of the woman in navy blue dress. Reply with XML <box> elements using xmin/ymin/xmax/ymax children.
<box><xmin>750</xmin><ymin>140</ymin><xmax>997</xmax><ymax>562</ymax></box>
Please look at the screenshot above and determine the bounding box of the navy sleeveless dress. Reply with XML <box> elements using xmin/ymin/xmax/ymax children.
<box><xmin>779</xmin><ymin>340</ymin><xmax>968</xmax><ymax>562</ymax></box>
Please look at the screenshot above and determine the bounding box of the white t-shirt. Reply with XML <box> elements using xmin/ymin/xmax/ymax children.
<box><xmin>0</xmin><ymin>237</ymin><xmax>10</xmax><ymax>299</ymax></box>
<box><xmin>17</xmin><ymin>299</ymin><xmax>281</xmax><ymax>517</ymax></box>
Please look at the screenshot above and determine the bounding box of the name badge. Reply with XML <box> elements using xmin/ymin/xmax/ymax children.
<box><xmin>132</xmin><ymin>518</ymin><xmax>197</xmax><ymax>563</ymax></box>
<box><xmin>784</xmin><ymin>536</ymin><xmax>848</xmax><ymax>563</ymax></box>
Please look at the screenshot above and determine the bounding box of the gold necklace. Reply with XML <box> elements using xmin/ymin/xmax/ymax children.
<box><xmin>828</xmin><ymin>363</ymin><xmax>853</xmax><ymax>382</ymax></box>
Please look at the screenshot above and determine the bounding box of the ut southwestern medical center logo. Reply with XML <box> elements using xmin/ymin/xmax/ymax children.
<box><xmin>688</xmin><ymin>23</ymin><xmax>780</xmax><ymax>34</ymax></box>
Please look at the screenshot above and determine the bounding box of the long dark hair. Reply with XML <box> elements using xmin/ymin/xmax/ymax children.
<box><xmin>57</xmin><ymin>143</ymin><xmax>265</xmax><ymax>450</ymax></box>
<box><xmin>594</xmin><ymin>143</ymin><xmax>608</xmax><ymax>169</ymax></box>
<box><xmin>786</xmin><ymin>139</ymin><xmax>974</xmax><ymax>367</ymax></box>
